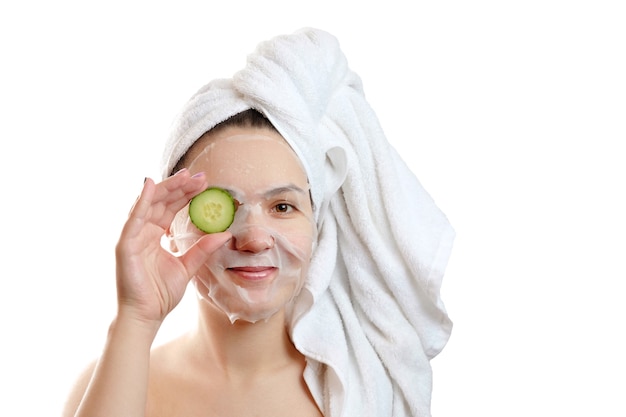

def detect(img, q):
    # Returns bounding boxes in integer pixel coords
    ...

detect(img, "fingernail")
[191,172,205,179]
[174,168,188,176]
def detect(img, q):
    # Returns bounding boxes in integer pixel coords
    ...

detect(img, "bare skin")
[62,127,322,417]
[145,303,320,417]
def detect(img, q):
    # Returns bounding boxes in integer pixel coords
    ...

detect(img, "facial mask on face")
[168,132,316,323]
[170,200,315,323]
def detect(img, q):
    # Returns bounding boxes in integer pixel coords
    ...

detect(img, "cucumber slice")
[188,187,236,233]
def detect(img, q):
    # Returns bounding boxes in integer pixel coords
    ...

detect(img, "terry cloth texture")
[161,27,455,417]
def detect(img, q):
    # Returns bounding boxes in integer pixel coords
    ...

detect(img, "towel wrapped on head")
[161,27,455,417]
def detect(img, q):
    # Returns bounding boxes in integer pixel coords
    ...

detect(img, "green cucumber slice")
[188,187,236,233]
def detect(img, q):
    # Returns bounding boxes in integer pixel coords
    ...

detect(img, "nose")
[227,202,276,253]
[230,226,275,253]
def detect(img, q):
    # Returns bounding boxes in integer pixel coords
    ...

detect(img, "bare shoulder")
[59,337,187,417]
[145,334,197,417]
[60,359,98,417]
[148,333,190,378]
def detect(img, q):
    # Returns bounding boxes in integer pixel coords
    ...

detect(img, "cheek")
[277,224,316,266]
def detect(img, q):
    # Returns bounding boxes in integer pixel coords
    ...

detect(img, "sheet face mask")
[169,133,316,323]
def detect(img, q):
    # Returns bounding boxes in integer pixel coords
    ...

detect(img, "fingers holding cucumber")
[114,172,224,322]
[122,170,208,250]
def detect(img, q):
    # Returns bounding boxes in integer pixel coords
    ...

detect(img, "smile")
[227,266,278,282]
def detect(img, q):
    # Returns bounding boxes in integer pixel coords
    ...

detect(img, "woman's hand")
[114,169,231,325]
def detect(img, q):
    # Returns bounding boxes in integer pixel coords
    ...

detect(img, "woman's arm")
[62,170,231,417]
[64,314,159,417]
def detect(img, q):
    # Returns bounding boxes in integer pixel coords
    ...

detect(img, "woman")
[63,109,322,416]
[63,28,454,417]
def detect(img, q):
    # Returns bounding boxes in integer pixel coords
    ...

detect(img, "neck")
[188,298,301,378]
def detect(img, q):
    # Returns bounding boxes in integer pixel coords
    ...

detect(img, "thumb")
[180,231,232,276]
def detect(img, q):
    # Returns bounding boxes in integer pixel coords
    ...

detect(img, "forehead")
[184,126,290,162]
[185,126,308,185]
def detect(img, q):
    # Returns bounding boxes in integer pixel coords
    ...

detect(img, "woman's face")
[171,126,315,323]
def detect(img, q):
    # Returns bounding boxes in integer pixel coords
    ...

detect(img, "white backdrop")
[1,1,624,416]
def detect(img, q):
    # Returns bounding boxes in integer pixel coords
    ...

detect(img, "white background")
[1,1,624,416]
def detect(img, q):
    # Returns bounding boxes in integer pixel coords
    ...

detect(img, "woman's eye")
[274,203,293,213]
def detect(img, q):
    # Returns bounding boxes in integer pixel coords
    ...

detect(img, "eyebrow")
[261,184,309,199]
[220,184,309,202]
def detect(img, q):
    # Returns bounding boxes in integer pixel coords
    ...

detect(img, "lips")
[227,266,277,281]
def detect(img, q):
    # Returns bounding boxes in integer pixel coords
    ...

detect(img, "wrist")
[110,309,162,344]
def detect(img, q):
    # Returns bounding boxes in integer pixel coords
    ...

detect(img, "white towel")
[161,28,455,417]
